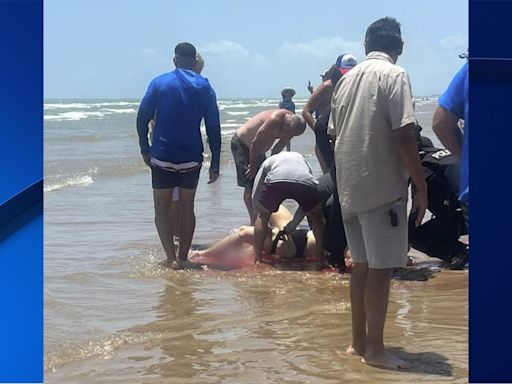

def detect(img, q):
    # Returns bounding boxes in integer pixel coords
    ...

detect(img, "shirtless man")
[231,109,306,224]
[303,54,357,173]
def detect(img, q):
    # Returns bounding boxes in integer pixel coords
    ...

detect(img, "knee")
[179,199,195,214]
[238,226,251,240]
[154,199,171,217]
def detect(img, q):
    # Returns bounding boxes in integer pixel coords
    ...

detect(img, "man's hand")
[142,154,151,168]
[245,165,257,181]
[410,186,428,227]
[208,169,219,184]
[307,80,314,94]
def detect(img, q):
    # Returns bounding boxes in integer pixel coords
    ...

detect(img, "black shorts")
[259,182,321,213]
[314,116,334,168]
[231,133,266,188]
[151,165,201,189]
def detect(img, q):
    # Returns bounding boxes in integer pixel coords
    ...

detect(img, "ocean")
[44,98,468,383]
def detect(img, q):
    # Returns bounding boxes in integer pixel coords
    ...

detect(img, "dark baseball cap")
[174,42,197,59]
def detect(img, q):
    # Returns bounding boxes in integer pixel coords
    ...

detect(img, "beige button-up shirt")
[328,51,416,213]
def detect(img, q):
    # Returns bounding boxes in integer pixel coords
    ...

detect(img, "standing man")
[137,42,221,270]
[433,58,469,226]
[231,109,306,224]
[329,17,427,369]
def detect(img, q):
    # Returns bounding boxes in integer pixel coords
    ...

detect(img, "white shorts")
[342,198,408,269]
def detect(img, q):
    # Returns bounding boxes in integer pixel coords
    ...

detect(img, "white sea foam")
[221,129,237,136]
[45,175,93,192]
[226,111,249,116]
[101,108,137,114]
[221,123,240,127]
[44,111,106,121]
[45,168,97,192]
[44,107,136,121]
[44,101,139,110]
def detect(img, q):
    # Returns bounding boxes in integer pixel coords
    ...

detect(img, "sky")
[44,0,468,99]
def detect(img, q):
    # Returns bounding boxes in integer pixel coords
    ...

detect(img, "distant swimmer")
[136,42,221,270]
[279,87,296,114]
[231,109,306,224]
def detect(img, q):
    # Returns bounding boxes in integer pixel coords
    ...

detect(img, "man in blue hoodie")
[137,42,221,269]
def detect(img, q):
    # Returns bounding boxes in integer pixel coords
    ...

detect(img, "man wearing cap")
[302,54,357,173]
[329,18,427,369]
[136,42,221,269]
[231,109,306,224]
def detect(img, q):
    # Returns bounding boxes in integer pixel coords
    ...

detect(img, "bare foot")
[346,344,365,356]
[362,349,409,370]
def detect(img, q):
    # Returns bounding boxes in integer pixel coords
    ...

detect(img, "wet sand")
[44,98,467,383]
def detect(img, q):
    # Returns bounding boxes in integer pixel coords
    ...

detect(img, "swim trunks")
[231,133,266,188]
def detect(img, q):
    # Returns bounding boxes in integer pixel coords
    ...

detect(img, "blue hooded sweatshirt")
[136,68,221,171]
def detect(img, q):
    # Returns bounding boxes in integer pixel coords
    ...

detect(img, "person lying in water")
[189,204,325,264]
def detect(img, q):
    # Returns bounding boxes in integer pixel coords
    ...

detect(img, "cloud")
[278,37,363,61]
[440,34,468,52]
[199,40,270,68]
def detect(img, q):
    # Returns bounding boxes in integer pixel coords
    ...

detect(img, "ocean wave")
[44,107,137,122]
[44,103,93,110]
[226,111,249,116]
[221,129,237,136]
[44,111,107,121]
[44,101,139,110]
[45,170,96,192]
[101,108,137,114]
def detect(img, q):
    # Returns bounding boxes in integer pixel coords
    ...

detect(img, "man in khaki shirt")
[329,17,428,370]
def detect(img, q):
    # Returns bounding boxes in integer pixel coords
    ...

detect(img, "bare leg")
[244,187,255,225]
[254,208,271,263]
[153,188,177,265]
[170,201,181,242]
[178,187,198,263]
[307,204,326,263]
[197,226,249,256]
[347,262,368,356]
[362,268,407,369]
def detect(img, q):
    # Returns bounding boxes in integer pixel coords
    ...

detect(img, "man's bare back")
[236,109,291,148]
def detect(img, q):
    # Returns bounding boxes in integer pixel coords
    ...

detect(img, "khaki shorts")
[342,198,408,269]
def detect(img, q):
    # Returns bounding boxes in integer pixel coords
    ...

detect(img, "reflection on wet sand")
[134,269,466,383]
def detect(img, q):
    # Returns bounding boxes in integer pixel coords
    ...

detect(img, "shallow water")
[44,97,468,383]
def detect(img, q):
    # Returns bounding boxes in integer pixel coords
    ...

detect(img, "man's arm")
[204,86,222,183]
[433,106,463,159]
[270,138,290,155]
[283,207,306,234]
[302,82,328,130]
[434,63,466,159]
[394,123,428,227]
[136,80,157,163]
